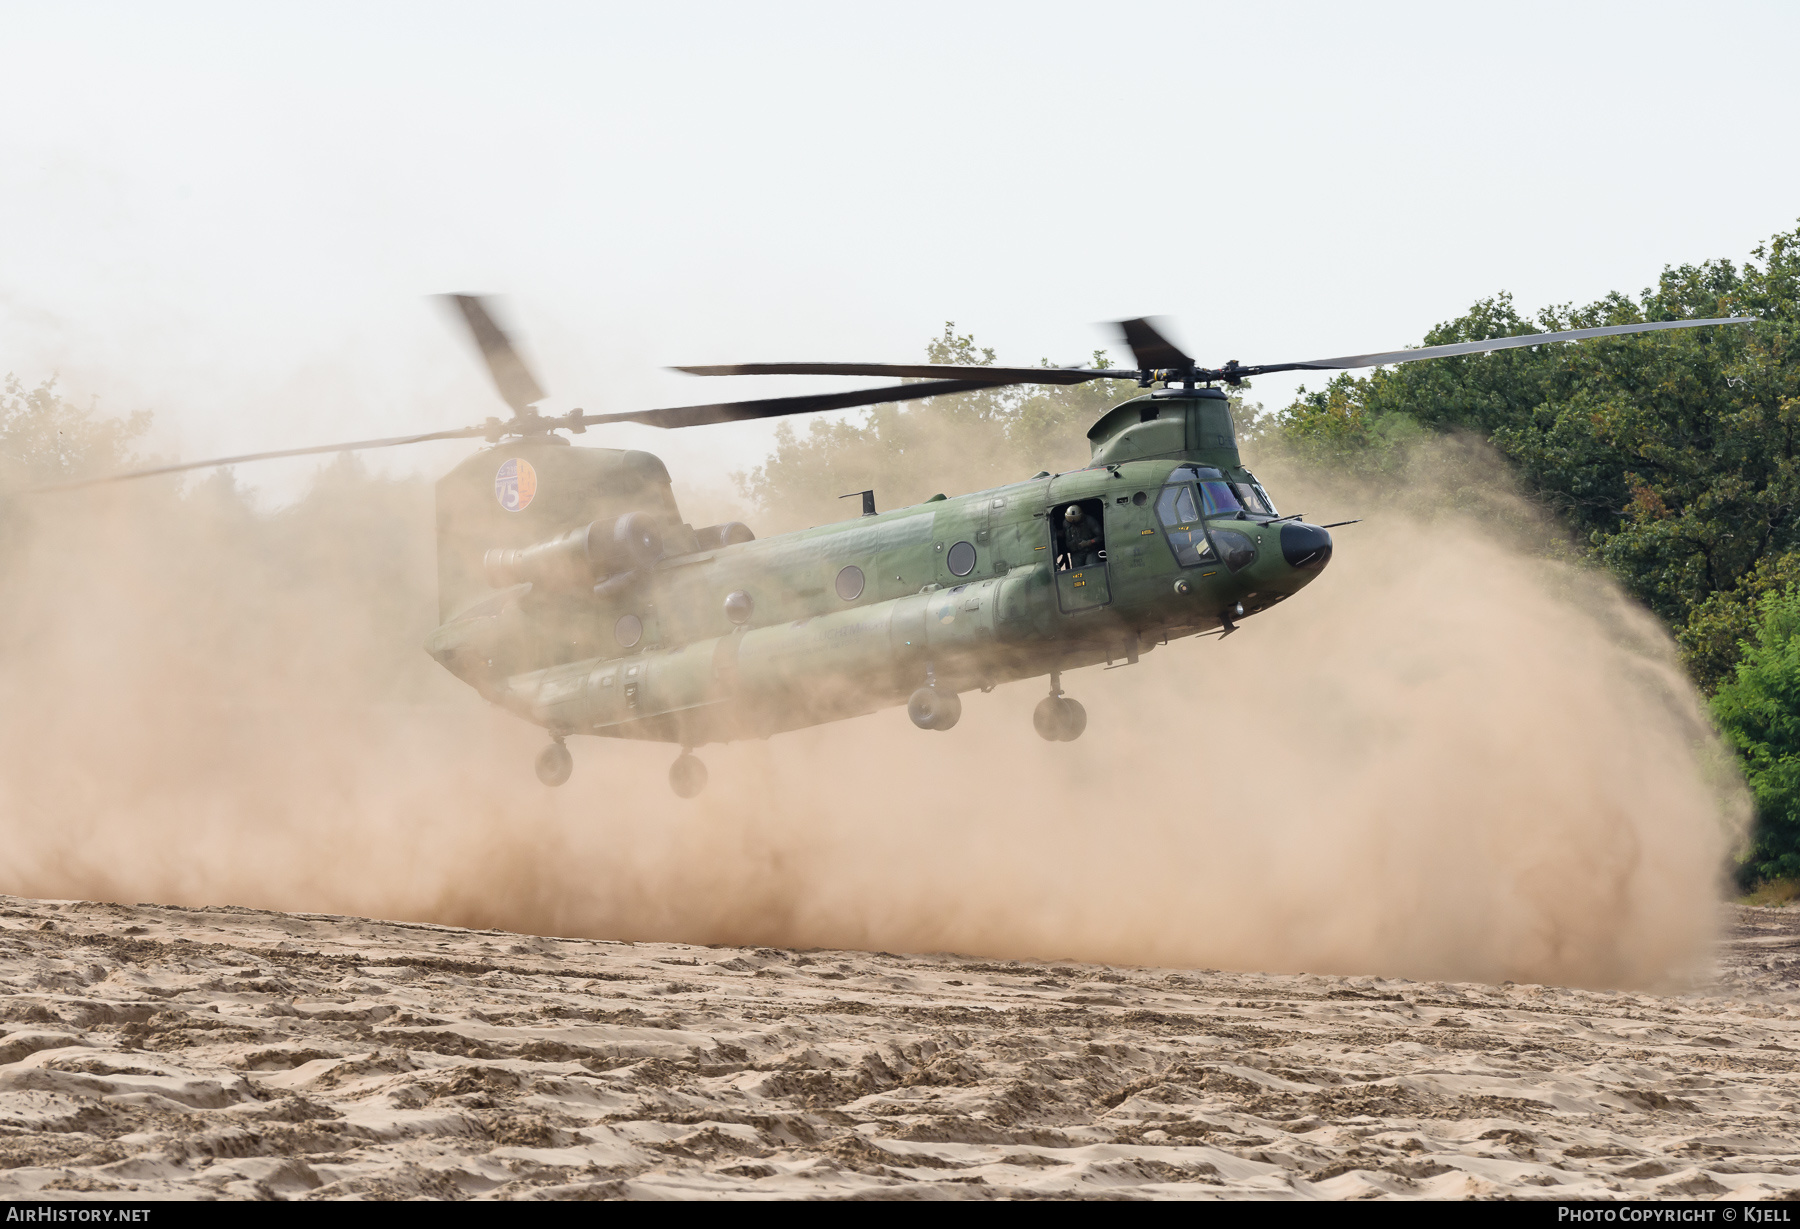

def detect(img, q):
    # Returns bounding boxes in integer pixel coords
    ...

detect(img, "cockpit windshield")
[1199,481,1242,516]
[1166,466,1278,521]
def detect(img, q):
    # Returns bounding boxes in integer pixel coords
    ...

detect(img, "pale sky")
[4,1,1797,503]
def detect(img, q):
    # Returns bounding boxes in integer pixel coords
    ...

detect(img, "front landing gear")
[907,686,962,731]
[536,738,573,787]
[1034,670,1087,742]
[670,751,708,799]
[908,661,962,732]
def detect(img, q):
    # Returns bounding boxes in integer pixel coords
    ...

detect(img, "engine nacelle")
[483,512,663,590]
[694,521,756,550]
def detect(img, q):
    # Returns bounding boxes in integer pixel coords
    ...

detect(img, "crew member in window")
[1064,504,1101,569]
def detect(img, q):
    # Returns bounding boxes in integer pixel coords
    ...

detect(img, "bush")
[1740,878,1799,907]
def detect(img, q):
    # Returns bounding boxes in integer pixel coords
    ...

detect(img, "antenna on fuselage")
[840,490,877,517]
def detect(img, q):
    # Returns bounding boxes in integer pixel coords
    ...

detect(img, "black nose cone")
[1280,521,1333,569]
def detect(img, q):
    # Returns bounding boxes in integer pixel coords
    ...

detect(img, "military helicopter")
[49,299,1758,796]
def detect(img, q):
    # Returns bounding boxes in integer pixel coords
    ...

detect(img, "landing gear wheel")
[670,753,708,799]
[935,691,962,730]
[907,687,962,731]
[1058,697,1087,742]
[535,740,573,787]
[1033,696,1086,742]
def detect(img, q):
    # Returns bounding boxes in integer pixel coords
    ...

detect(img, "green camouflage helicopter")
[59,299,1758,796]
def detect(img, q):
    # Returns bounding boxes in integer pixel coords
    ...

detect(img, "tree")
[1711,584,1800,882]
[1272,222,1800,690]
[0,375,151,488]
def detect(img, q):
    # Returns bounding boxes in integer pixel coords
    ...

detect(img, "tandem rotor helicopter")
[47,300,1758,796]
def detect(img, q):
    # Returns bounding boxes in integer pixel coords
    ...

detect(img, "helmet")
[1063,504,1084,523]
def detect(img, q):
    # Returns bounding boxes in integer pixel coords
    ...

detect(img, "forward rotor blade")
[1117,317,1194,371]
[441,294,548,415]
[578,377,1031,430]
[28,425,495,493]
[672,362,1109,384]
[1244,316,1763,377]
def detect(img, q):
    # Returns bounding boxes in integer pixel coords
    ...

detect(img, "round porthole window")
[835,565,865,601]
[724,589,754,624]
[614,614,642,648]
[946,541,977,577]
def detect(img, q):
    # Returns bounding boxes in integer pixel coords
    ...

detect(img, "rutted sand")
[0,896,1797,1200]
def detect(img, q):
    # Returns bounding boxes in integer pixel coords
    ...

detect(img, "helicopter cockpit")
[1157,465,1277,572]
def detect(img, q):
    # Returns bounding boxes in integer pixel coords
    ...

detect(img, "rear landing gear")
[1034,696,1087,741]
[1034,670,1086,742]
[536,738,573,787]
[670,751,708,799]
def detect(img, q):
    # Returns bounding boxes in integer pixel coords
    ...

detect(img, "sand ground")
[0,894,1796,1201]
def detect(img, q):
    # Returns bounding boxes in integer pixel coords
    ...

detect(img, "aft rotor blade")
[1244,316,1763,377]
[672,362,1110,384]
[441,294,549,415]
[579,377,1031,430]
[29,425,495,492]
[1117,317,1194,371]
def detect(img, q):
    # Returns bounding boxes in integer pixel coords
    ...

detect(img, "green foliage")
[1272,222,1800,691]
[735,322,1139,529]
[0,375,151,487]
[1712,585,1800,882]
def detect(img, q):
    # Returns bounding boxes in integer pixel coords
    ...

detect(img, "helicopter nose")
[1280,521,1333,569]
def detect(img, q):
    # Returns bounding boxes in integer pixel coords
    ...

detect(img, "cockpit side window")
[1231,482,1271,515]
[1157,485,1199,526]
[1156,484,1216,567]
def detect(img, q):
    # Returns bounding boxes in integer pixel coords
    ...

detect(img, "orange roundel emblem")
[495,458,537,511]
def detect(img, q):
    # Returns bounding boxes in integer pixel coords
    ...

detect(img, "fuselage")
[424,388,1333,747]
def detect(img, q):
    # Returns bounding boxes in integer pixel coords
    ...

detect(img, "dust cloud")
[0,441,1747,990]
